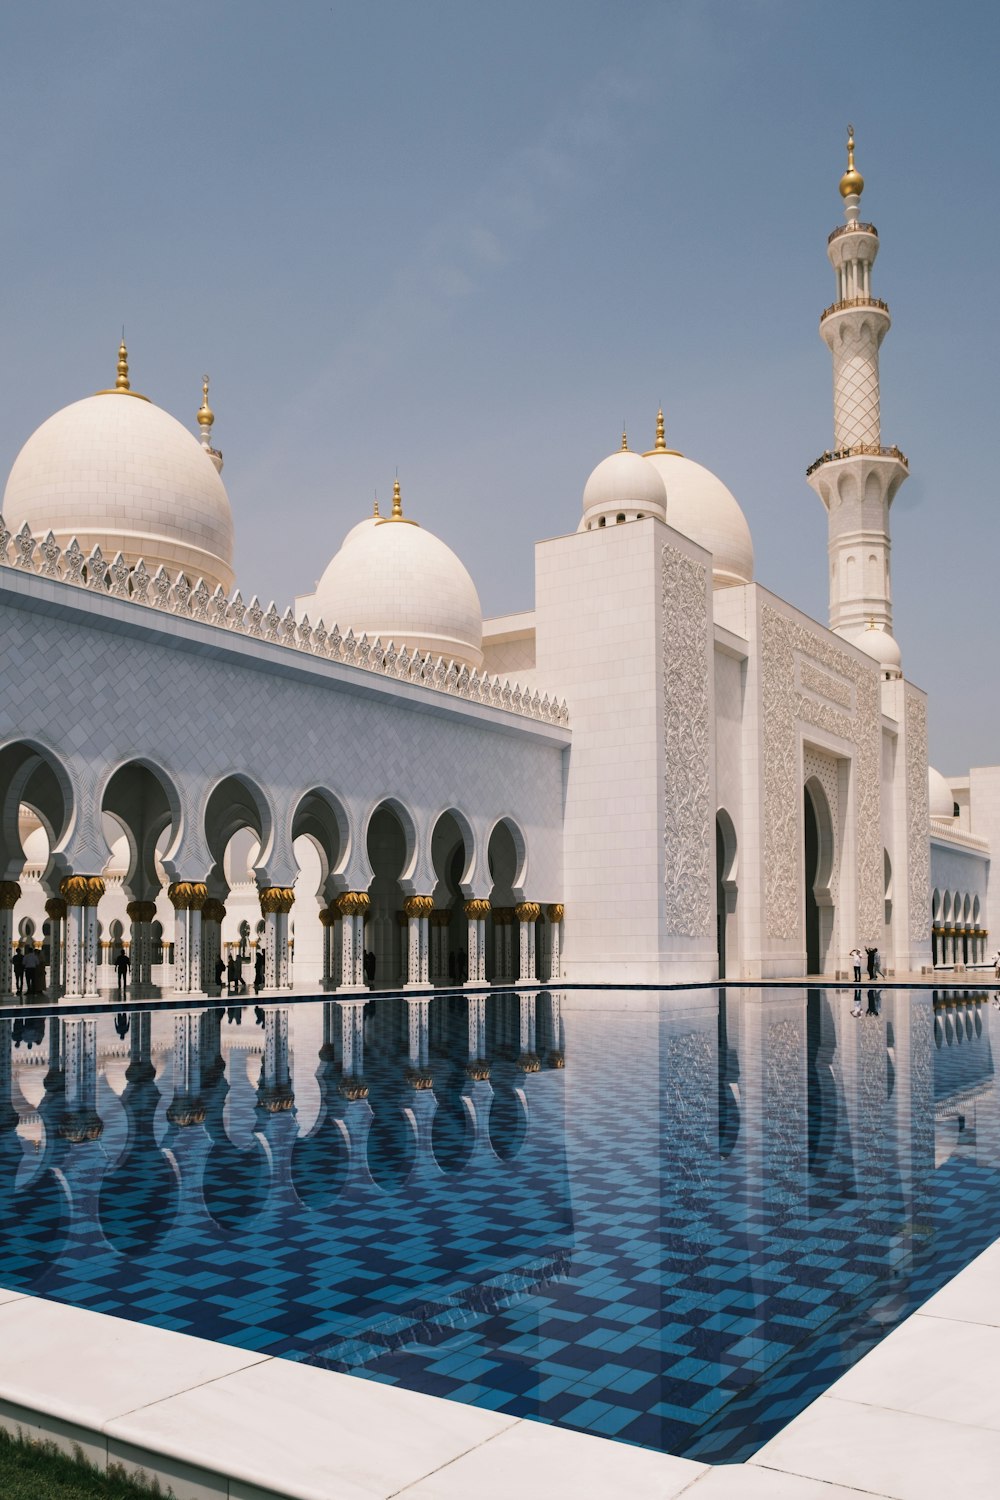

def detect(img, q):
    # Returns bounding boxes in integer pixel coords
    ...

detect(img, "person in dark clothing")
[865,947,877,979]
[12,949,24,997]
[114,947,130,998]
[363,949,376,986]
[254,948,265,994]
[214,955,226,991]
[227,954,237,994]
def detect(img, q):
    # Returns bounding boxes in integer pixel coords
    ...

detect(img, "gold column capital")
[335,891,371,918]
[0,881,23,911]
[45,896,67,921]
[201,898,227,923]
[259,885,296,915]
[546,903,564,923]
[126,899,158,923]
[515,901,541,923]
[403,895,435,919]
[464,898,491,919]
[167,880,196,911]
[491,906,514,926]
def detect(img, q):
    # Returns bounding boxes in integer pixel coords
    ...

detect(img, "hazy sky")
[0,1,996,770]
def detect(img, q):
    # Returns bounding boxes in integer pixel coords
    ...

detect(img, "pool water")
[0,985,997,1462]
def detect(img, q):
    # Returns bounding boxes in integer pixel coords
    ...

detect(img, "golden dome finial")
[197,374,214,431]
[115,336,130,392]
[654,407,666,452]
[621,426,629,452]
[839,122,864,199]
[373,493,380,518]
[391,476,403,519]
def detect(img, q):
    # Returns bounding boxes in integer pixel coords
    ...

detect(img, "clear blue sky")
[1,1,996,770]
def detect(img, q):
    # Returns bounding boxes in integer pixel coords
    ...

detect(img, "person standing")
[254,947,265,994]
[865,947,876,980]
[22,944,39,996]
[214,954,226,992]
[850,946,863,982]
[114,947,130,998]
[11,948,24,998]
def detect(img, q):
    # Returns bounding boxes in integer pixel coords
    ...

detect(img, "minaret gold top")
[839,123,865,199]
[95,335,149,400]
[376,476,418,526]
[621,428,629,452]
[642,406,683,459]
[116,339,131,390]
[197,374,214,430]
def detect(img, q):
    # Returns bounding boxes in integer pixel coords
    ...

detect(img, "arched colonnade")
[930,888,987,969]
[0,740,565,1000]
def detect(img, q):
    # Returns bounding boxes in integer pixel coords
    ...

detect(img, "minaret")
[197,374,224,473]
[807,127,908,675]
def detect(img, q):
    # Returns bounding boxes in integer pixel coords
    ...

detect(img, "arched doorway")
[803,778,834,975]
[715,810,738,980]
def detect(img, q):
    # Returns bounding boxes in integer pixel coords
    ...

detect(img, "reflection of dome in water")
[310,482,483,669]
[2,344,235,594]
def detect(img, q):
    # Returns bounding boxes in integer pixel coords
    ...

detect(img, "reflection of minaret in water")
[807,127,908,678]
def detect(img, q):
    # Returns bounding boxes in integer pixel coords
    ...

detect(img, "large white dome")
[579,437,667,530]
[644,414,753,588]
[311,483,483,669]
[2,353,235,594]
[928,766,955,820]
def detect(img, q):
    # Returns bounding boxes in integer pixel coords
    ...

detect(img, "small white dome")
[845,622,902,677]
[644,443,753,587]
[929,766,955,820]
[3,369,235,594]
[580,441,667,530]
[312,484,483,669]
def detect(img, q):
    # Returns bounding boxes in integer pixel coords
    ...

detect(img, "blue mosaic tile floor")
[0,985,997,1462]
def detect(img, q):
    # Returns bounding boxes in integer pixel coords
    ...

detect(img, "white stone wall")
[533,518,717,983]
[0,570,566,958]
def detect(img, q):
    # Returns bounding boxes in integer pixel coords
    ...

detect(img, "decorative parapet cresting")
[0,519,569,728]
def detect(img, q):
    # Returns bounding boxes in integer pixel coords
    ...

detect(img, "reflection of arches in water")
[717,990,740,1158]
[488,1080,527,1160]
[291,1111,350,1209]
[366,1096,417,1188]
[0,1170,71,1288]
[98,1077,178,1257]
[806,989,839,1178]
[430,1068,475,1172]
[201,1131,268,1234]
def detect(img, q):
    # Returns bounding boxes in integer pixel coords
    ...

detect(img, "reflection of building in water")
[4,131,1000,996]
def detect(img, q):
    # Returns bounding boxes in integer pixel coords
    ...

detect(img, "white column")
[516,903,540,983]
[320,909,335,989]
[335,894,369,991]
[403,898,433,988]
[81,902,101,999]
[169,883,191,993]
[546,904,564,980]
[189,899,204,993]
[65,902,84,997]
[44,896,65,996]
[0,885,19,998]
[464,900,489,985]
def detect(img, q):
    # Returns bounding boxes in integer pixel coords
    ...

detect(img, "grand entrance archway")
[803,777,835,975]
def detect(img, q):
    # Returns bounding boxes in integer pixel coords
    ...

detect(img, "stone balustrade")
[0,518,569,728]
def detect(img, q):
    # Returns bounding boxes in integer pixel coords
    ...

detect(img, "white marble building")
[0,132,991,999]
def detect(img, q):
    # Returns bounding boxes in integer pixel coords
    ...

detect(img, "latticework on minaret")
[806,128,908,673]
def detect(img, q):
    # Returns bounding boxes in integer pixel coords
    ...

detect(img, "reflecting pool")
[0,985,997,1461]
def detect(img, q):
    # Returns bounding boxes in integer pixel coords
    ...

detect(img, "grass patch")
[0,1425,170,1498]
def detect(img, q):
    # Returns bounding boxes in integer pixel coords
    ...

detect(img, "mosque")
[0,131,995,1001]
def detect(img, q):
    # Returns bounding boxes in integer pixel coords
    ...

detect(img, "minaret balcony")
[806,443,908,478]
[828,220,878,244]
[820,295,889,324]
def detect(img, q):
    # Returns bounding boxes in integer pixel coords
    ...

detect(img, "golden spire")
[375,474,418,526]
[621,427,629,452]
[115,338,130,391]
[373,494,380,517]
[94,333,149,400]
[642,405,683,459]
[197,374,214,431]
[839,123,864,199]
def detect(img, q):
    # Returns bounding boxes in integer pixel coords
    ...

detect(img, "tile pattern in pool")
[0,985,997,1463]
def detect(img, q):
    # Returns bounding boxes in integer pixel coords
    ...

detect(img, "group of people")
[10,943,45,996]
[849,945,886,983]
[219,950,266,994]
